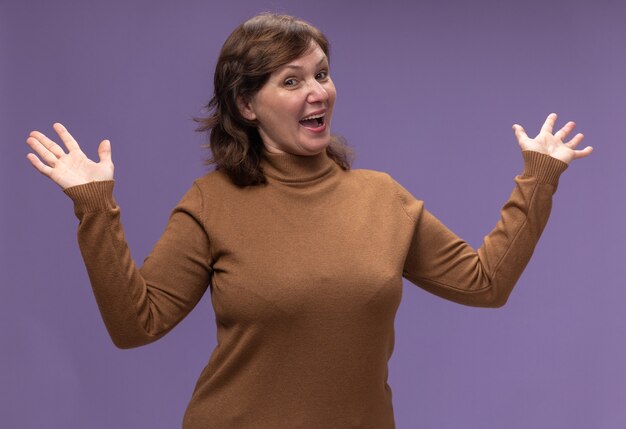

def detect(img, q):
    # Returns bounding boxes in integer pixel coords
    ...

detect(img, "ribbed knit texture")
[64,180,116,213]
[65,150,567,428]
[521,150,568,184]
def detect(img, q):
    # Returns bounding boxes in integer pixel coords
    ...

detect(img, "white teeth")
[301,113,325,121]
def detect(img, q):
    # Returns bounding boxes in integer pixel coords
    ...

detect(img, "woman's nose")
[306,80,329,103]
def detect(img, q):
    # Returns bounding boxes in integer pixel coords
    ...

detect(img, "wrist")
[521,151,568,186]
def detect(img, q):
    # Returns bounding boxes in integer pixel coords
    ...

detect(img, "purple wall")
[2,0,624,427]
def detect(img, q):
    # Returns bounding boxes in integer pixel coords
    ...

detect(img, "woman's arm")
[402,114,592,307]
[26,124,212,348]
[64,181,211,348]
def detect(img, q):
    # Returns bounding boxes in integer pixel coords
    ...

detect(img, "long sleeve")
[400,151,568,307]
[64,181,212,348]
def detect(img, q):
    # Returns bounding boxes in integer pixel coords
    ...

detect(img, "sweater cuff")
[521,151,568,186]
[63,180,117,215]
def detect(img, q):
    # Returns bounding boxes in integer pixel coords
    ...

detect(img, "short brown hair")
[195,13,352,186]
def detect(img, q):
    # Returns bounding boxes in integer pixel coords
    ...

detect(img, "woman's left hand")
[513,113,593,165]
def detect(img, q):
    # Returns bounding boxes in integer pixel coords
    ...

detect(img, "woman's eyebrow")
[282,57,328,71]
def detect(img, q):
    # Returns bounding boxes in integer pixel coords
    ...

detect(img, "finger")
[540,113,558,134]
[28,130,65,157]
[98,139,112,164]
[26,136,58,166]
[565,133,585,148]
[554,121,576,141]
[512,124,529,142]
[26,153,54,176]
[53,122,81,152]
[572,146,593,160]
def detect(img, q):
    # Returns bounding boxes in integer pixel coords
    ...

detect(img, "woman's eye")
[316,71,328,80]
[284,78,297,87]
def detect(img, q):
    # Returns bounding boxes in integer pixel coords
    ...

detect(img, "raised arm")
[402,114,591,307]
[26,124,212,348]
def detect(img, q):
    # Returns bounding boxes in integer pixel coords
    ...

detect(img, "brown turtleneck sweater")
[64,150,567,428]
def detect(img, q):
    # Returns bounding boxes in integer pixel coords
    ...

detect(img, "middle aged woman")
[25,13,592,429]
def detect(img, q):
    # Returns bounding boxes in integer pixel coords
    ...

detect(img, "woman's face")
[240,43,336,156]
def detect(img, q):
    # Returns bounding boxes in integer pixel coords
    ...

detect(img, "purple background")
[2,0,624,427]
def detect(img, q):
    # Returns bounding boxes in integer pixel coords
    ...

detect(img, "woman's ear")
[237,96,256,121]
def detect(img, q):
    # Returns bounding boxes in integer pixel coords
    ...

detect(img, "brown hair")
[195,13,353,186]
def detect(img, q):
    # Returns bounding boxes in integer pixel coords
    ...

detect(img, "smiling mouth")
[299,113,325,129]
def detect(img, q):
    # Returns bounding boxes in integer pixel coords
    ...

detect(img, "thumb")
[512,124,528,144]
[98,139,112,163]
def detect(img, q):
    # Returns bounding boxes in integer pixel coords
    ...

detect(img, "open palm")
[513,113,592,165]
[26,123,114,189]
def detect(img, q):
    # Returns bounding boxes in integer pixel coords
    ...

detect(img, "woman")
[25,13,592,429]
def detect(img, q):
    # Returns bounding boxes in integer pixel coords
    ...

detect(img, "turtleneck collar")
[260,149,337,184]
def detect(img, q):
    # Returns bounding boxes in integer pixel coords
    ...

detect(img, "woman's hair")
[195,13,353,186]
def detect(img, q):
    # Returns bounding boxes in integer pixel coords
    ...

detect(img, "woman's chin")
[263,138,330,156]
[298,139,330,156]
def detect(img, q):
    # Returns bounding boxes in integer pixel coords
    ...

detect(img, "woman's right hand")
[26,123,114,189]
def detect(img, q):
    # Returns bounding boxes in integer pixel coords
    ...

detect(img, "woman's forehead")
[278,44,328,72]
